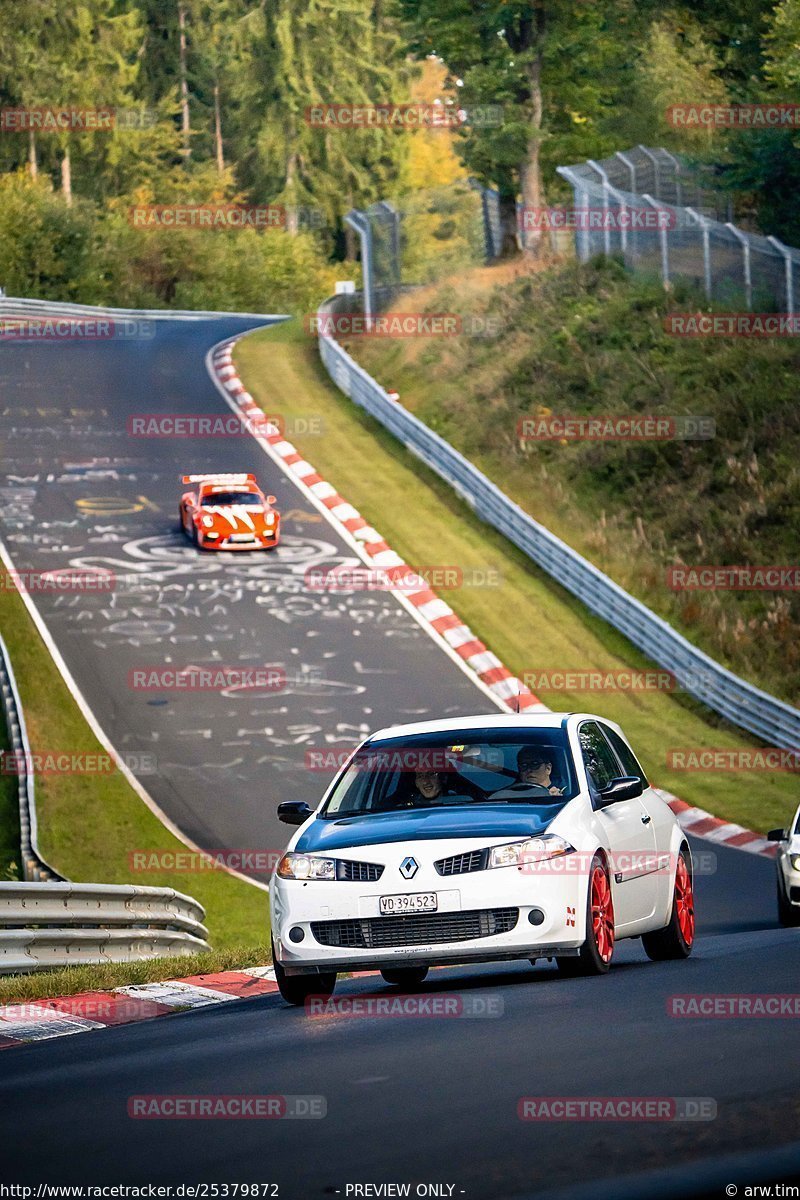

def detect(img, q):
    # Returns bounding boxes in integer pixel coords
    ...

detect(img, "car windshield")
[201,491,261,507]
[321,727,578,818]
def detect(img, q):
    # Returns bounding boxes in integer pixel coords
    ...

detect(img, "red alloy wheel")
[674,855,695,947]
[590,864,615,964]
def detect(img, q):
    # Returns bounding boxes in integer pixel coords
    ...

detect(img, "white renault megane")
[269,713,695,1005]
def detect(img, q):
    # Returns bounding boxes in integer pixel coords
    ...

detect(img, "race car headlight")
[205,532,219,539]
[202,516,215,528]
[277,853,336,881]
[488,835,574,869]
[790,854,800,872]
[265,513,276,526]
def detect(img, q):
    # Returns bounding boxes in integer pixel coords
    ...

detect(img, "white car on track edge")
[769,804,800,926]
[269,712,695,1005]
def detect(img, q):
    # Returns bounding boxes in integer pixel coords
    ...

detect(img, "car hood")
[294,803,562,853]
[201,504,268,532]
[787,834,800,855]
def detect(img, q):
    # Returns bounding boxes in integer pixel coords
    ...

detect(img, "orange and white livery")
[179,473,280,551]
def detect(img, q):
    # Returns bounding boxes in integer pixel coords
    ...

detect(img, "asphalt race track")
[1,839,798,1196]
[0,315,490,865]
[1,312,798,1197]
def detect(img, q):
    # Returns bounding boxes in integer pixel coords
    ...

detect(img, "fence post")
[587,160,612,256]
[660,148,682,206]
[615,150,637,192]
[686,207,712,300]
[726,224,753,311]
[374,200,401,286]
[344,210,375,331]
[642,193,670,286]
[767,236,795,313]
[555,166,591,261]
[638,145,660,199]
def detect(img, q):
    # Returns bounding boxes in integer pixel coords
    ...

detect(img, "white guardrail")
[0,883,209,975]
[316,294,800,752]
[0,634,210,972]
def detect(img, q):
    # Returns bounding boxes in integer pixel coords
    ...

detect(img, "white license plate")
[229,534,256,543]
[379,892,437,915]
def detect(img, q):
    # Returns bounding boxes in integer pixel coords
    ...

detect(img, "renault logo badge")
[400,856,419,879]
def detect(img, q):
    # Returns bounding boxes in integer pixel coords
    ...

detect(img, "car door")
[578,720,658,930]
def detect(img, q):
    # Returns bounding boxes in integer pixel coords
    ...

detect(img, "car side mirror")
[767,828,787,842]
[278,801,313,826]
[266,495,277,506]
[598,776,643,805]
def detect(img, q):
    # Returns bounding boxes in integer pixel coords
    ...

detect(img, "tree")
[396,0,643,257]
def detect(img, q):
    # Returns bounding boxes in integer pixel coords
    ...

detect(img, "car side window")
[578,722,622,792]
[602,726,649,788]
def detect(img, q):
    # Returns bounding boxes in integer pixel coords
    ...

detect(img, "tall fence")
[316,292,800,754]
[557,146,799,313]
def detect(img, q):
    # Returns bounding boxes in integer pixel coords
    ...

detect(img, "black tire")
[272,944,336,1007]
[778,876,800,927]
[380,966,429,989]
[558,854,615,977]
[642,847,695,961]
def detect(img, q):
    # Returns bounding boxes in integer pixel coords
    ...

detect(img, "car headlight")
[277,853,336,881]
[202,515,215,528]
[265,513,276,526]
[488,835,574,869]
[790,854,800,872]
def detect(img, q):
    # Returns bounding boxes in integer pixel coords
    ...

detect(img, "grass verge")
[0,943,270,1004]
[235,320,799,836]
[0,580,268,950]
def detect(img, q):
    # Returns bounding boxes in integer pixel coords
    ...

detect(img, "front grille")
[336,860,384,882]
[310,907,519,949]
[435,849,488,876]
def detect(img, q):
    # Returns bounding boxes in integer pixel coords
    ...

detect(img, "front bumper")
[270,863,586,975]
[200,532,279,551]
[779,855,800,904]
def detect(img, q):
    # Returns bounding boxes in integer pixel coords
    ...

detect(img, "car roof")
[364,712,607,743]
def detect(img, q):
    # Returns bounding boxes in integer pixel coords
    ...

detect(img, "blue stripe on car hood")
[294,804,560,852]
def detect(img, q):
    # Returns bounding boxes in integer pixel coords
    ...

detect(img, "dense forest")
[0,0,798,308]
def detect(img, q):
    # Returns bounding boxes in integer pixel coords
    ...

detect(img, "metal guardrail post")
[726,224,753,310]
[555,166,591,261]
[614,151,637,192]
[767,236,795,313]
[642,194,670,286]
[344,210,375,331]
[587,160,612,257]
[638,145,661,199]
[686,208,712,300]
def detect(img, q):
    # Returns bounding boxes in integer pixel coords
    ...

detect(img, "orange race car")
[179,473,280,551]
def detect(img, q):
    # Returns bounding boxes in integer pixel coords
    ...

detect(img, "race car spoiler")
[181,473,257,485]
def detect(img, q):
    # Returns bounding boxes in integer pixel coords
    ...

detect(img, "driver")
[517,747,564,796]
